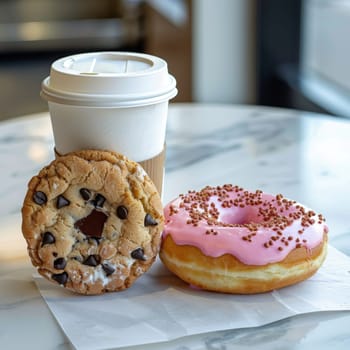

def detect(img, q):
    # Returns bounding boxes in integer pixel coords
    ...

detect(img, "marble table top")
[1,103,350,349]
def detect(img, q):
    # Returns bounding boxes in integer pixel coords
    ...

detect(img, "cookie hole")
[72,256,83,262]
[88,237,102,245]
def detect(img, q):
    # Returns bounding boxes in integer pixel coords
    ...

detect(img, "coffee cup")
[41,52,177,195]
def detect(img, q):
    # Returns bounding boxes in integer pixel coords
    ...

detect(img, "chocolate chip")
[83,255,100,267]
[131,248,147,261]
[92,194,106,208]
[52,272,68,285]
[52,252,58,257]
[41,232,55,246]
[116,205,128,220]
[54,257,67,270]
[102,263,115,276]
[57,195,70,209]
[144,213,158,226]
[80,188,91,201]
[74,209,108,238]
[33,191,47,205]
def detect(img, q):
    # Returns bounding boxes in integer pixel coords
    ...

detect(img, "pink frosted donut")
[160,185,328,294]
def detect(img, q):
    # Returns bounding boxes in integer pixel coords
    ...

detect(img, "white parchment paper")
[34,246,350,350]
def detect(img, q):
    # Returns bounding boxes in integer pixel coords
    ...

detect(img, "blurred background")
[0,0,349,121]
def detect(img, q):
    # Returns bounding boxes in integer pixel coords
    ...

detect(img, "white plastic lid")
[41,52,177,107]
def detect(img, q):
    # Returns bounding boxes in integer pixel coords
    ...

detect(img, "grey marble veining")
[0,115,54,217]
[1,104,350,350]
[165,115,299,172]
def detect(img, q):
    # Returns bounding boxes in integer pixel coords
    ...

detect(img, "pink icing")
[162,185,328,265]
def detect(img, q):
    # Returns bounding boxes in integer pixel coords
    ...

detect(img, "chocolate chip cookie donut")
[22,149,164,295]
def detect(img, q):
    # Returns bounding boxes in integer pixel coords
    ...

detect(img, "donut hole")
[219,206,263,226]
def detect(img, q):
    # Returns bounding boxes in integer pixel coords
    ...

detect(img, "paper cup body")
[48,101,168,162]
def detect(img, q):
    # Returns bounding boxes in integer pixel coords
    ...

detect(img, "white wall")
[192,0,256,104]
[300,0,350,117]
[302,0,350,92]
